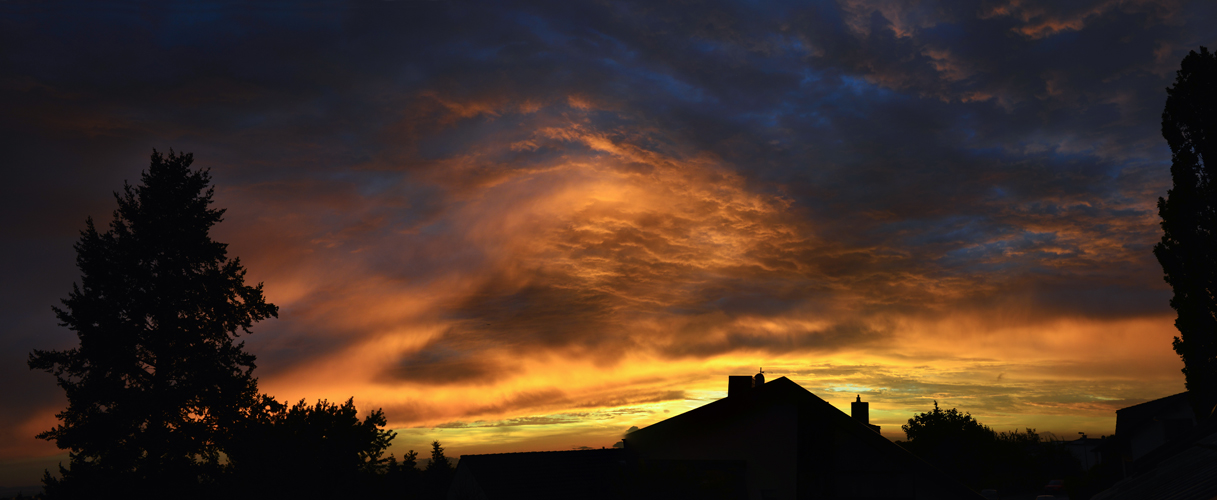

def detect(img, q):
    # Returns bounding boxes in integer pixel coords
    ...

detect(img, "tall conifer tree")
[1156,47,1217,421]
[29,150,278,498]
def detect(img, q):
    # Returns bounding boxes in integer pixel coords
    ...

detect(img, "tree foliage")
[423,440,455,499]
[223,397,397,499]
[383,449,423,498]
[900,402,1079,492]
[28,150,277,498]
[1156,46,1217,421]
[901,400,994,446]
[426,440,452,474]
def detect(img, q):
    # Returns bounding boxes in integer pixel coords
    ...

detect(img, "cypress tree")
[1155,47,1217,421]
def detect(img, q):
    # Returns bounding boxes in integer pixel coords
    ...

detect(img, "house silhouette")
[1095,391,1196,465]
[1087,391,1217,499]
[1092,407,1217,499]
[450,375,983,500]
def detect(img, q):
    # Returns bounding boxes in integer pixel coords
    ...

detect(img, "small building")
[1091,414,1217,499]
[450,373,982,500]
[1095,392,1197,466]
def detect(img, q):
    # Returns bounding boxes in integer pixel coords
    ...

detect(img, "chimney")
[852,395,869,424]
[728,376,753,397]
[852,395,881,433]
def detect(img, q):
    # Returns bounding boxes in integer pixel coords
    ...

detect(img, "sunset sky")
[3,0,1217,487]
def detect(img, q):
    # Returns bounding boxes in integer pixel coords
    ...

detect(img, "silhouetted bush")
[898,402,1081,493]
[221,396,397,499]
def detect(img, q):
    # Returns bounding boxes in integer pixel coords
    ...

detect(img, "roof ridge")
[1116,391,1188,413]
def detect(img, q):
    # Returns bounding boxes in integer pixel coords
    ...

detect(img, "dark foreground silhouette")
[20,44,1217,499]
[896,401,1082,496]
[24,150,453,500]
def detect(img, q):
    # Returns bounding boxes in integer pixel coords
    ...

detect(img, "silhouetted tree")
[900,401,997,487]
[902,401,994,447]
[383,449,423,499]
[900,403,1080,492]
[223,397,396,499]
[425,440,455,498]
[1156,46,1217,422]
[427,440,452,474]
[401,448,420,470]
[28,150,278,499]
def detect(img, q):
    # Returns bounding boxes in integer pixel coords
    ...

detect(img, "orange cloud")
[981,0,1180,40]
[197,95,1185,460]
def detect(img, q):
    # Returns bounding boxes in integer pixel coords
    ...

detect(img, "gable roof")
[627,376,983,499]
[452,377,984,500]
[628,377,891,451]
[1114,392,1190,436]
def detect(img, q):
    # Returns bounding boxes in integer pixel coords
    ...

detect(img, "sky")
[3,0,1216,487]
